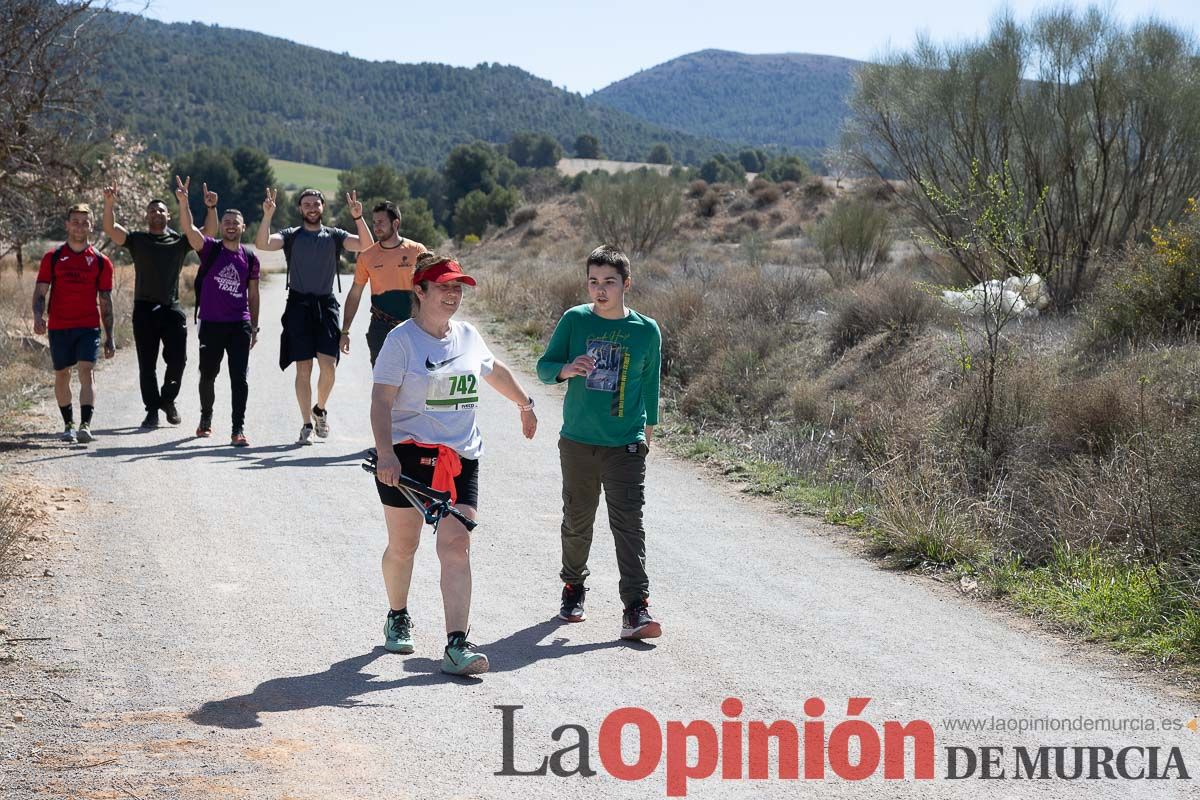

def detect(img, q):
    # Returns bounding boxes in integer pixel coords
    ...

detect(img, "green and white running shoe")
[76,422,94,444]
[442,631,489,676]
[384,610,414,654]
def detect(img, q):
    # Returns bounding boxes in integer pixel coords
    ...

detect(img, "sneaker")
[558,583,588,622]
[161,400,181,425]
[195,415,212,438]
[298,423,314,445]
[76,423,94,444]
[312,405,329,438]
[442,631,489,676]
[230,430,249,447]
[383,610,415,654]
[61,425,77,444]
[620,599,662,640]
[140,410,160,428]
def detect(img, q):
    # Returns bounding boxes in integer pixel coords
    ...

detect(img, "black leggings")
[198,321,252,429]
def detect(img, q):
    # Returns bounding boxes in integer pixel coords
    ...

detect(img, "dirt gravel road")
[1,262,1197,799]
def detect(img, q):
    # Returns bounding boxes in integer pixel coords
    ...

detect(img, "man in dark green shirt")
[537,244,663,641]
[103,185,217,427]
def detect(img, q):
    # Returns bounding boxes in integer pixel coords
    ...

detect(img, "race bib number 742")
[426,373,479,411]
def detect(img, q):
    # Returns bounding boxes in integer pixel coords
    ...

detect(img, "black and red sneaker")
[620,599,662,640]
[558,583,588,622]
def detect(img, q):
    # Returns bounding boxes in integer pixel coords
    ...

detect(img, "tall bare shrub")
[581,170,682,256]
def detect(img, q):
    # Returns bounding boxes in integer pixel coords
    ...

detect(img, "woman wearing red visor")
[369,253,537,676]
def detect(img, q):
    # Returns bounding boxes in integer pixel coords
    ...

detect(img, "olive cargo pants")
[558,436,650,606]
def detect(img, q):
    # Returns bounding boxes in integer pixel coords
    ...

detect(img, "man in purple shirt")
[176,176,260,447]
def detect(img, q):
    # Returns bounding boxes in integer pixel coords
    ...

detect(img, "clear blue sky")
[131,0,1200,94]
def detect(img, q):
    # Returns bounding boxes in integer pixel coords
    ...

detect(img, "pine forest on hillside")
[94,14,735,169]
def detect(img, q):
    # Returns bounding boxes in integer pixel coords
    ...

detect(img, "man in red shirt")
[32,203,116,445]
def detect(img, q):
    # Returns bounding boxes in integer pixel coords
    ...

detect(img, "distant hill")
[587,49,861,154]
[94,14,735,169]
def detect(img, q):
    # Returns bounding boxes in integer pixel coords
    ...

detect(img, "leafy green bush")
[762,155,810,183]
[699,154,745,185]
[453,186,519,237]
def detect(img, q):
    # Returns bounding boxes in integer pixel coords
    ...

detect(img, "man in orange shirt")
[340,201,428,365]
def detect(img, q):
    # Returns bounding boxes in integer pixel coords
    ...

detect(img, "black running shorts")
[375,442,479,511]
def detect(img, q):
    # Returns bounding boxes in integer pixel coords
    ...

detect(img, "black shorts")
[375,442,479,510]
[48,327,100,371]
[280,293,340,366]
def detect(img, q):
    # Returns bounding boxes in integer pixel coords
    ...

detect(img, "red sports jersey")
[36,245,114,330]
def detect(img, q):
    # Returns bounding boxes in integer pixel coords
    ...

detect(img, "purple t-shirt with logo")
[198,237,260,322]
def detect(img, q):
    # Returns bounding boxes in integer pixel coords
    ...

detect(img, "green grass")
[269,158,341,197]
[996,545,1200,666]
[660,427,867,527]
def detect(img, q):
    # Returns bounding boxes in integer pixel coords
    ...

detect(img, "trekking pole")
[361,448,477,533]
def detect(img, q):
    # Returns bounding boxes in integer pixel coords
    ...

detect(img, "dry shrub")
[1078,203,1200,352]
[1046,372,1139,456]
[0,487,33,566]
[749,177,783,207]
[789,380,858,429]
[679,326,785,420]
[778,180,799,195]
[581,170,683,256]
[686,179,709,199]
[811,194,893,283]
[511,206,538,226]
[728,196,753,214]
[724,268,825,325]
[803,176,833,203]
[696,189,721,218]
[870,454,989,567]
[477,257,582,337]
[639,284,705,381]
[827,272,942,353]
[743,212,764,231]
[857,178,896,203]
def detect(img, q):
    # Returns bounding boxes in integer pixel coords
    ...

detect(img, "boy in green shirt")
[536,245,663,640]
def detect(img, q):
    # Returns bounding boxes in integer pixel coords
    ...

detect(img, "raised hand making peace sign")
[263,187,277,218]
[202,182,219,210]
[174,175,191,201]
[346,190,363,220]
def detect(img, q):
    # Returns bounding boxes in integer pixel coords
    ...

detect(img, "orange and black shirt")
[353,238,428,322]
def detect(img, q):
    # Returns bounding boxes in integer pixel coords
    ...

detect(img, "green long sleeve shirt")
[536,304,662,447]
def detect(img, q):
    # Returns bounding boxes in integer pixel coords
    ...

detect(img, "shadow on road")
[399,619,650,678]
[189,622,651,729]
[13,434,364,471]
[187,647,450,730]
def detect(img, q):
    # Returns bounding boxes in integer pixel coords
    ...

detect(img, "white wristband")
[518,397,536,412]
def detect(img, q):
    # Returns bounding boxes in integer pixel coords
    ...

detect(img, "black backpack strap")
[281,228,295,290]
[333,228,344,293]
[46,244,68,316]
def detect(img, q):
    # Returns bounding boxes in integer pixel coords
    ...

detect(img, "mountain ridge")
[587,48,861,154]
